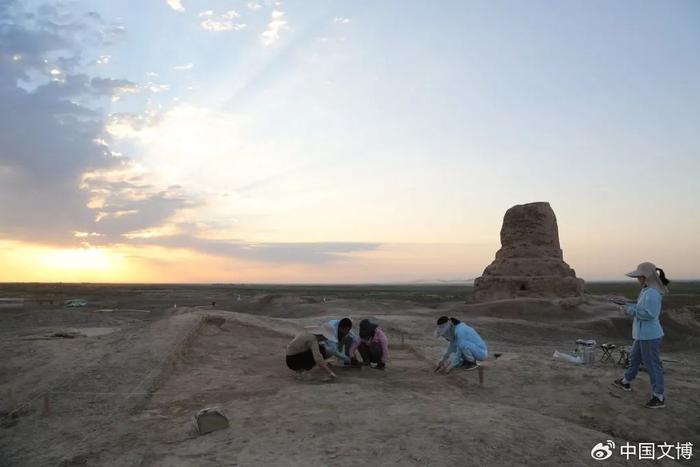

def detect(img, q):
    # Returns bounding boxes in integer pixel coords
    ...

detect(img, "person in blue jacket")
[612,262,670,409]
[433,316,487,373]
[320,318,360,366]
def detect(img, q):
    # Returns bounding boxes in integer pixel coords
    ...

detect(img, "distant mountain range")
[408,279,475,285]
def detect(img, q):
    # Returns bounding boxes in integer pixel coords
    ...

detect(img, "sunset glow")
[1,0,698,283]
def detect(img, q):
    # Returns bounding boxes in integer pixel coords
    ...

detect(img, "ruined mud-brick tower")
[473,202,584,301]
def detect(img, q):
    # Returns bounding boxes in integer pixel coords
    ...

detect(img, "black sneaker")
[644,396,665,409]
[612,378,631,391]
[463,361,479,371]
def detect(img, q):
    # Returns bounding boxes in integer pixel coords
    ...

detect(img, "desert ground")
[1,283,699,466]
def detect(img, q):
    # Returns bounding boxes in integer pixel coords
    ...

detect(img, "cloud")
[0,1,375,268]
[145,82,170,93]
[199,10,246,32]
[96,54,110,65]
[90,77,139,98]
[99,103,369,265]
[166,0,185,12]
[247,2,262,10]
[131,234,381,264]
[261,10,288,46]
[91,77,169,101]
[105,109,163,139]
[0,2,189,247]
[173,62,193,71]
[333,17,350,24]
[82,173,198,240]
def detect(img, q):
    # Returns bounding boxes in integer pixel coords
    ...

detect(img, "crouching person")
[322,318,360,366]
[433,316,487,373]
[286,323,338,380]
[350,319,389,369]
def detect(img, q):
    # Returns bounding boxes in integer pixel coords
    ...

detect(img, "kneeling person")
[351,319,389,369]
[286,323,337,379]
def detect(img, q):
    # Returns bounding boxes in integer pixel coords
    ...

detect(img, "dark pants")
[286,346,329,372]
[358,341,383,364]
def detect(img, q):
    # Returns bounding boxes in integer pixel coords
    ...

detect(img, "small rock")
[194,407,229,435]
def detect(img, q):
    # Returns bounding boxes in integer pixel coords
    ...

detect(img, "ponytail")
[656,268,670,286]
[449,317,461,325]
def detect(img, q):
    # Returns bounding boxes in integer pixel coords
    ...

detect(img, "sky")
[0,0,699,283]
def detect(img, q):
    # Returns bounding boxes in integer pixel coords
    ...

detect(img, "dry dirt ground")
[1,286,699,466]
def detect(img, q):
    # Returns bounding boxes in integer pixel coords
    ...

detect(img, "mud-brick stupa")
[474,202,584,301]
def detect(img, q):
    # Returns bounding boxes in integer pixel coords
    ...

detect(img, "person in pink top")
[351,319,389,369]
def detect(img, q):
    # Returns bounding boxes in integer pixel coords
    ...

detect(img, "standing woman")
[612,262,670,408]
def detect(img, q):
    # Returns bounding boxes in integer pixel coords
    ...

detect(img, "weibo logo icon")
[591,440,616,460]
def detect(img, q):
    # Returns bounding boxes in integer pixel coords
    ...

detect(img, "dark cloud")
[90,77,139,95]
[0,1,183,247]
[91,184,199,240]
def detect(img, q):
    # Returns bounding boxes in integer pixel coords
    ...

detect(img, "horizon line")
[1,279,699,286]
